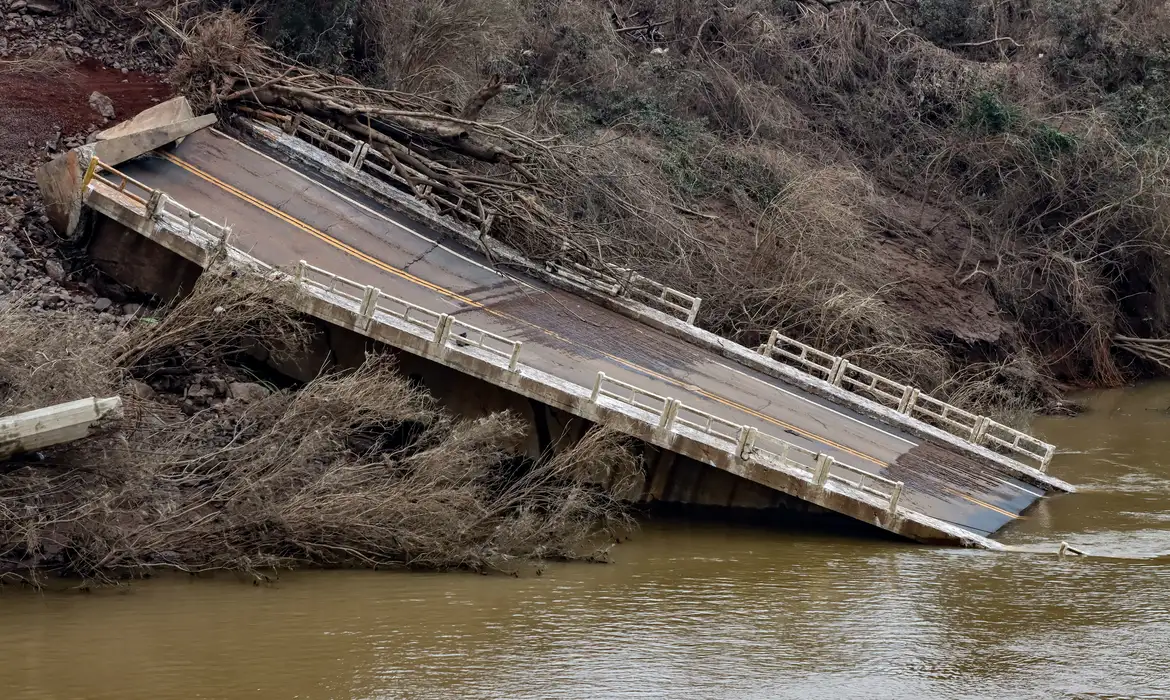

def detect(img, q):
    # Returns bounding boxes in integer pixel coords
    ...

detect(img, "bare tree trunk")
[460,74,506,121]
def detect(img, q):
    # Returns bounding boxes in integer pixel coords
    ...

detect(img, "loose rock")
[229,382,271,403]
[88,91,115,120]
[44,259,65,282]
[126,379,156,401]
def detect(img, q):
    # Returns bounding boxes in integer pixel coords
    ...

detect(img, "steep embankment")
[216,0,1170,420]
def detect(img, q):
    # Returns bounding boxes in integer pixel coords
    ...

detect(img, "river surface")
[2,385,1169,699]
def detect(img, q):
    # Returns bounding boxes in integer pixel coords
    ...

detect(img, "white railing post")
[759,329,779,357]
[686,297,701,325]
[508,342,522,372]
[590,372,606,403]
[813,453,834,487]
[359,285,379,324]
[349,142,369,169]
[145,189,167,218]
[971,416,990,444]
[294,260,307,287]
[899,387,920,415]
[433,314,454,347]
[829,358,848,386]
[735,425,758,460]
[888,481,903,516]
[657,398,679,430]
[220,224,233,246]
[1040,444,1055,473]
[897,385,913,413]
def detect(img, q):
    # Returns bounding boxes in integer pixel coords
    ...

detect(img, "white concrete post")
[898,386,920,414]
[813,453,834,487]
[349,142,370,169]
[888,481,904,516]
[0,396,124,459]
[145,189,167,219]
[759,330,779,357]
[433,314,454,347]
[220,224,233,246]
[590,372,606,403]
[359,285,379,323]
[971,416,990,444]
[294,260,307,287]
[508,342,522,372]
[657,398,679,430]
[829,358,848,386]
[1040,444,1055,473]
[685,297,702,325]
[735,425,758,461]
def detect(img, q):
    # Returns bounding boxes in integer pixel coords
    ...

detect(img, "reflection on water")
[2,385,1170,699]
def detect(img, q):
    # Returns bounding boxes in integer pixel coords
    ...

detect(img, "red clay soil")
[0,59,170,164]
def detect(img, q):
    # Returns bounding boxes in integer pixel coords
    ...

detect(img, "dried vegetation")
[0,269,640,586]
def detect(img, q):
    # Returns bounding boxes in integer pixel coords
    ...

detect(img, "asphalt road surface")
[118,128,1047,537]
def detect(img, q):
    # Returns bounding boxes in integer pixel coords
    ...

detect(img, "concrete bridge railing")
[757,330,1056,471]
[83,157,925,535]
[274,111,704,325]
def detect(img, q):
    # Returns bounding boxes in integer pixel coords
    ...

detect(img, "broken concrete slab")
[37,97,217,238]
[94,96,197,142]
[0,396,123,460]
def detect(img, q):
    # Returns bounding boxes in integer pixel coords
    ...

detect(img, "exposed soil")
[0,59,170,163]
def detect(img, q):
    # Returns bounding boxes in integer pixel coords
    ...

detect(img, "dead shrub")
[360,0,522,96]
[0,48,73,77]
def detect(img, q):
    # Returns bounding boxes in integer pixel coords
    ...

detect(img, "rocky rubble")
[0,2,274,410]
[1,0,166,73]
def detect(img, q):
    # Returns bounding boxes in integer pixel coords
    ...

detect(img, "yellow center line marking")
[956,492,1021,519]
[157,153,931,479]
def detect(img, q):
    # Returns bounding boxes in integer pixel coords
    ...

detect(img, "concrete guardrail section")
[79,156,1005,549]
[274,112,704,325]
[757,331,1056,471]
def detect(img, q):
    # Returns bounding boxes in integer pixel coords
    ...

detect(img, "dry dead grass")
[0,267,639,585]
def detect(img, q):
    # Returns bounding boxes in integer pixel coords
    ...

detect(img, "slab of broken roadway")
[99,125,1058,539]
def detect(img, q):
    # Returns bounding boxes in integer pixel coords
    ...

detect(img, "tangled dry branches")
[152,9,657,272]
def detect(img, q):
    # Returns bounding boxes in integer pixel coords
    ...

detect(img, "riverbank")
[1,383,1167,698]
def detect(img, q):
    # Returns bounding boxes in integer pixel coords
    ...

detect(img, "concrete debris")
[88,91,115,120]
[92,296,112,312]
[0,396,123,460]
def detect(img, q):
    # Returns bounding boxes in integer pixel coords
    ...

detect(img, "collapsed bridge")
[38,98,1073,548]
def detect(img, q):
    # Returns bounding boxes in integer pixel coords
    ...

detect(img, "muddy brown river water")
[1,385,1169,699]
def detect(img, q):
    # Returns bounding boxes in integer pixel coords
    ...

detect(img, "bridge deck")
[115,128,1045,538]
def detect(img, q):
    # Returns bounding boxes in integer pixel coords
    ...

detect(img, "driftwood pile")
[150,10,614,270]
